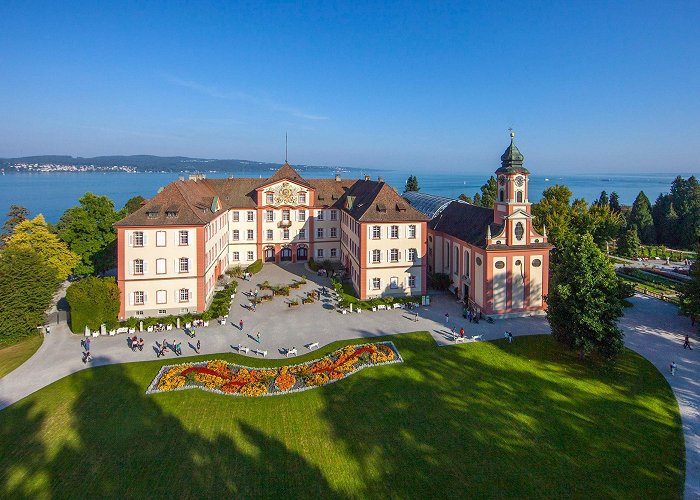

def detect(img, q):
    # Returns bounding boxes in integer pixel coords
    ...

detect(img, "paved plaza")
[0,263,699,497]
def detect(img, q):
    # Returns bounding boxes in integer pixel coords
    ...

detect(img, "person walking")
[196,339,201,353]
[138,338,144,351]
[683,334,692,350]
[177,341,182,355]
[508,331,513,343]
[85,337,91,353]
[444,313,449,324]
[414,310,418,322]
[239,319,244,331]
[459,327,464,339]
[256,332,261,344]
[45,324,50,335]
[671,361,677,376]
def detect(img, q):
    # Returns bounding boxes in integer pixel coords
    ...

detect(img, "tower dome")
[496,131,529,175]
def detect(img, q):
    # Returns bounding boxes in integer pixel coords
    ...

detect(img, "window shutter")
[143,261,148,274]
[174,290,178,302]
[128,261,134,275]
[129,292,134,305]
[143,233,148,246]
[187,258,191,272]
[144,292,148,304]
[174,259,178,273]
[128,233,133,247]
[368,251,372,263]
[174,232,178,246]
[187,230,192,245]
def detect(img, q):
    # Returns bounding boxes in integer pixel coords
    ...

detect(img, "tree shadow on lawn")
[316,333,684,498]
[0,359,336,498]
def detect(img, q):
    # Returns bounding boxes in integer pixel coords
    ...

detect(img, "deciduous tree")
[123,195,146,215]
[532,184,573,247]
[617,227,641,258]
[65,276,121,333]
[546,233,625,360]
[680,247,700,319]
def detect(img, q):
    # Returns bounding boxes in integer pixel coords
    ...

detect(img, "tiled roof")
[429,201,501,248]
[339,180,429,223]
[263,162,313,188]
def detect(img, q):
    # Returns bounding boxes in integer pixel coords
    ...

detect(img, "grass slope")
[0,333,684,498]
[0,335,43,379]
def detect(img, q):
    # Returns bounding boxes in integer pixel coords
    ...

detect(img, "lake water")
[0,169,687,223]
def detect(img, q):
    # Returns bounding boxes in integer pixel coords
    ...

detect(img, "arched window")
[499,190,504,202]
[516,191,523,203]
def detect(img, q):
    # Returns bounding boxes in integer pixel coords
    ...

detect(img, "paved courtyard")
[0,263,698,497]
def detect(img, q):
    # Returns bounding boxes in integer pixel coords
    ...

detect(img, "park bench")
[117,327,129,334]
[308,342,319,350]
[454,336,465,343]
[471,335,483,342]
[237,345,249,354]
[393,303,402,309]
[286,348,297,357]
[166,324,173,331]
[254,348,267,357]
[185,322,191,329]
[377,304,387,311]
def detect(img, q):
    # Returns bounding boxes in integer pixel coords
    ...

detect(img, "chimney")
[178,176,185,181]
[335,174,341,182]
[378,176,384,183]
[364,175,370,181]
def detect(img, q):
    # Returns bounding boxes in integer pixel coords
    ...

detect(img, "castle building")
[403,132,552,317]
[114,164,428,319]
[114,133,550,320]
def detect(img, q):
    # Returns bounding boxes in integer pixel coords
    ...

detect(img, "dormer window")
[165,211,178,218]
[146,211,158,219]
[376,203,387,212]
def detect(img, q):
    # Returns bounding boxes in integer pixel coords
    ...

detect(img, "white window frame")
[330,210,337,221]
[372,277,381,290]
[391,225,399,239]
[330,227,337,238]
[133,231,144,247]
[282,209,290,221]
[390,277,398,289]
[179,289,189,303]
[408,248,417,262]
[408,275,416,288]
[298,209,306,221]
[232,230,240,241]
[298,192,306,203]
[134,291,145,305]
[179,230,189,246]
[247,211,254,222]
[408,225,416,239]
[233,211,240,222]
[317,248,324,258]
[298,229,306,239]
[390,249,399,262]
[156,290,167,304]
[247,229,254,240]
[283,229,290,240]
[372,226,380,239]
[330,248,337,258]
[317,210,324,221]
[372,249,381,263]
[232,251,240,261]
[317,228,324,239]
[156,258,166,274]
[156,231,166,247]
[266,192,274,204]
[246,251,254,261]
[266,210,274,222]
[133,259,144,274]
[266,229,273,240]
[179,257,189,273]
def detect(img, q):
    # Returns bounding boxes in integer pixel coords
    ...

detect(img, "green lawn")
[0,335,43,379]
[0,333,684,498]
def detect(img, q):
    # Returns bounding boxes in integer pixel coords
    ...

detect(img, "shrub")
[246,259,263,274]
[227,265,245,278]
[66,276,120,333]
[308,258,321,272]
[431,273,452,291]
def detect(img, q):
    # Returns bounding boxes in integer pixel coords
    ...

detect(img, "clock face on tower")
[515,176,525,187]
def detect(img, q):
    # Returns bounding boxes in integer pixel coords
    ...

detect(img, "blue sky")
[1,1,699,173]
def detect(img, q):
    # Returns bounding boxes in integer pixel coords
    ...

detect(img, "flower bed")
[146,341,403,397]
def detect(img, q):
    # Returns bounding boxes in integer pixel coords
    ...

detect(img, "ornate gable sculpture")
[274,182,298,206]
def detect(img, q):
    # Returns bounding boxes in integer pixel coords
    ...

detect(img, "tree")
[57,193,120,275]
[1,204,30,244]
[546,233,625,360]
[472,193,482,206]
[532,184,573,247]
[617,227,641,258]
[670,176,700,249]
[404,175,420,193]
[5,215,80,281]
[570,200,623,250]
[680,248,700,319]
[65,276,121,333]
[458,194,472,203]
[0,247,59,346]
[596,191,609,207]
[652,194,678,247]
[608,192,621,213]
[123,195,146,215]
[628,191,656,244]
[477,176,497,208]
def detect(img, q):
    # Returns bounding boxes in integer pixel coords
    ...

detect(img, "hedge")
[66,277,120,333]
[246,259,263,274]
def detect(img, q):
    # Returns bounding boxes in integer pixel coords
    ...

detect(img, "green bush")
[226,265,245,278]
[431,273,452,291]
[308,258,321,272]
[246,259,263,275]
[66,276,120,333]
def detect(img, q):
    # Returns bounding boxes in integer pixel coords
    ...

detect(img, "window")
[330,227,337,238]
[532,258,542,267]
[298,229,306,239]
[330,210,337,221]
[266,210,274,222]
[232,230,239,241]
[372,277,381,290]
[317,228,324,238]
[156,258,166,274]
[133,231,144,247]
[282,209,290,221]
[408,275,416,288]
[299,192,306,203]
[247,229,254,240]
[283,229,290,240]
[179,289,189,303]
[372,226,381,239]
[515,222,524,241]
[247,211,254,222]
[408,225,416,238]
[133,259,144,274]
[298,209,306,221]
[156,231,166,247]
[499,190,504,202]
[156,290,167,304]
[317,248,324,258]
[317,210,324,220]
[233,211,240,222]
[391,225,399,238]
[516,191,523,203]
[247,251,254,261]
[266,229,273,240]
[330,248,337,258]
[232,252,240,261]
[266,193,274,204]
[390,249,399,262]
[134,291,145,305]
[179,257,189,273]
[158,309,167,315]
[372,250,381,263]
[135,311,144,316]
[408,248,417,261]
[179,230,189,246]
[390,277,398,289]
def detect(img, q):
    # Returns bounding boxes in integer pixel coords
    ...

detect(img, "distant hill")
[0,155,373,174]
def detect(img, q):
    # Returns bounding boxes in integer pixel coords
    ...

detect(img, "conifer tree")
[680,248,700,319]
[404,175,420,192]
[609,192,621,213]
[628,191,656,244]
[617,227,641,258]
